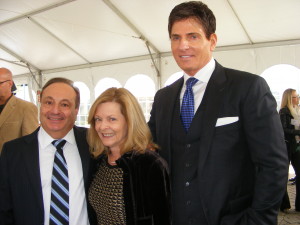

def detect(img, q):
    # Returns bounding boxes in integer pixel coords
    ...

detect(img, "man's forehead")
[43,83,76,95]
[0,72,11,80]
[0,68,12,75]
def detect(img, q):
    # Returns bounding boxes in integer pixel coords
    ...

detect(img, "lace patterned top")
[88,157,126,225]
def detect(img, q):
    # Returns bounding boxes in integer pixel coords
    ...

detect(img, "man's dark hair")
[40,77,80,109]
[168,1,216,39]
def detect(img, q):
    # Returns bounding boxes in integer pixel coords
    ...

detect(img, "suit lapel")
[0,95,16,128]
[162,77,184,166]
[73,126,90,190]
[165,77,184,131]
[23,128,44,211]
[197,62,227,176]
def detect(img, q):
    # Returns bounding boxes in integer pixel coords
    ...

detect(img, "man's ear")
[11,81,17,92]
[75,107,79,116]
[209,33,217,51]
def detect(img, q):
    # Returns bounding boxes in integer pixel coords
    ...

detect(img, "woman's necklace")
[110,161,117,165]
[108,154,119,165]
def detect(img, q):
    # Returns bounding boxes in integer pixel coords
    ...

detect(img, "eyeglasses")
[0,80,11,85]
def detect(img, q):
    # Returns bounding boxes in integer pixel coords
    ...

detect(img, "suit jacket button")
[185,181,190,187]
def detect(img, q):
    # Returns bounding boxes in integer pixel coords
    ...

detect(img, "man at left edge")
[0,77,95,225]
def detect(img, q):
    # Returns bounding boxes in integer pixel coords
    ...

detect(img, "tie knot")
[52,139,66,150]
[186,77,198,89]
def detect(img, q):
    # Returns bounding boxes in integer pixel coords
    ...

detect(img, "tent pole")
[145,41,161,90]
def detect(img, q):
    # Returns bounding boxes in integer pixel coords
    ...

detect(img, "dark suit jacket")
[148,61,288,225]
[0,126,94,225]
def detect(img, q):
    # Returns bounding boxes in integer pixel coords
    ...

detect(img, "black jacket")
[279,107,300,157]
[148,61,288,225]
[90,149,171,225]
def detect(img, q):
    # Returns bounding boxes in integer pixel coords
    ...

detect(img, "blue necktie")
[181,77,198,132]
[50,139,69,225]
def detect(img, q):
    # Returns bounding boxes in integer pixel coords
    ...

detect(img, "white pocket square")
[216,117,239,127]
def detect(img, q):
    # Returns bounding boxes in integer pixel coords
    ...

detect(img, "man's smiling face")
[40,82,78,139]
[170,18,217,76]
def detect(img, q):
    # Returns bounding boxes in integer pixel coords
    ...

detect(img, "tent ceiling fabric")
[0,0,299,76]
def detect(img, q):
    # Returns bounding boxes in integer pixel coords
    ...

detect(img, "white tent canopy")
[0,0,300,91]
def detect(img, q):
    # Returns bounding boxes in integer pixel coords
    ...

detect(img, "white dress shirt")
[180,58,216,114]
[38,127,89,225]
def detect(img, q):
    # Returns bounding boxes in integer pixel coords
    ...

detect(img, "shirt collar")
[38,126,76,149]
[183,57,215,84]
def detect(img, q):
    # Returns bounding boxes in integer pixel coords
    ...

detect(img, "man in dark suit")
[0,78,94,225]
[148,1,288,225]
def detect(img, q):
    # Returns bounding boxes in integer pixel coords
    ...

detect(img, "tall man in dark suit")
[148,1,288,225]
[0,78,94,225]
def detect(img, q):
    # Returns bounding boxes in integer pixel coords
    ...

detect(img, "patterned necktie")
[181,77,198,132]
[50,139,69,225]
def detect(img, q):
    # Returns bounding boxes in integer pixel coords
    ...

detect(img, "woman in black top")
[87,87,171,225]
[279,88,300,212]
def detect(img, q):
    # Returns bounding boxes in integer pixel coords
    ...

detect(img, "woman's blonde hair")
[87,87,155,157]
[281,88,297,118]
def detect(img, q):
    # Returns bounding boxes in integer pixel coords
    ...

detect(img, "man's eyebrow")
[43,96,54,100]
[60,99,71,102]
[42,96,72,103]
[187,32,198,35]
[171,32,199,36]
